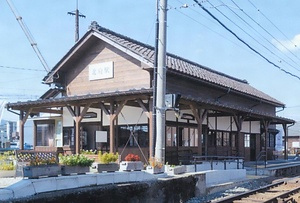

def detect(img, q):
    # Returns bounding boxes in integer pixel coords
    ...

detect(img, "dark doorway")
[250,134,256,161]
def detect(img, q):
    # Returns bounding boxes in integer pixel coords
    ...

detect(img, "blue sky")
[1,0,300,130]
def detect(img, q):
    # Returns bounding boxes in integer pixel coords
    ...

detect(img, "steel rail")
[213,181,285,203]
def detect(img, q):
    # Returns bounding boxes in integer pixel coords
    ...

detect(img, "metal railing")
[192,155,244,172]
[255,150,267,175]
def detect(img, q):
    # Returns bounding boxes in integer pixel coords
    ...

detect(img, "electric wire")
[231,0,300,68]
[168,2,251,55]
[0,65,45,72]
[206,0,289,67]
[247,0,298,49]
[218,0,300,73]
[193,0,300,80]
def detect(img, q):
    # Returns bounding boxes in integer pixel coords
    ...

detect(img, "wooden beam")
[66,105,76,118]
[137,99,150,118]
[99,102,110,116]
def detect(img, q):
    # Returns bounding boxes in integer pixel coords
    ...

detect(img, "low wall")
[1,173,206,203]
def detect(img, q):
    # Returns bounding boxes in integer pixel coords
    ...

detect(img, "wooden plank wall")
[65,41,151,96]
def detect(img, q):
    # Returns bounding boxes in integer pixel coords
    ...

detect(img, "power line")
[216,0,300,73]
[0,65,45,72]
[231,0,300,68]
[168,2,251,55]
[247,0,298,50]
[193,0,300,81]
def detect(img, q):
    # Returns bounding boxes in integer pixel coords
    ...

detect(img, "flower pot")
[119,161,143,171]
[0,170,16,178]
[61,165,90,175]
[90,163,119,173]
[146,166,164,174]
[166,165,186,175]
[23,165,61,179]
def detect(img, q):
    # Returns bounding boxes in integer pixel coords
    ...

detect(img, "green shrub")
[59,154,94,167]
[98,152,119,164]
[0,162,15,170]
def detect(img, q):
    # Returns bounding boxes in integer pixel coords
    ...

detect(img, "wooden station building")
[6,22,294,163]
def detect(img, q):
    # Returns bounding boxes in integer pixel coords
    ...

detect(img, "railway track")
[213,177,300,203]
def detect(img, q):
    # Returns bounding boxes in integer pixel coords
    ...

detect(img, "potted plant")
[146,157,164,174]
[0,151,16,178]
[91,152,119,173]
[165,164,186,175]
[22,154,60,178]
[81,149,98,162]
[59,154,94,175]
[119,153,143,171]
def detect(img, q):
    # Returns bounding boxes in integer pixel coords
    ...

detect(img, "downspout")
[286,122,295,159]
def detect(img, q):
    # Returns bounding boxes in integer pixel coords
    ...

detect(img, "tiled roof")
[93,24,283,106]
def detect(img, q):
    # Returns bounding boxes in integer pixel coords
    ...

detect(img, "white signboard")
[89,61,114,81]
[292,142,300,148]
[96,131,107,143]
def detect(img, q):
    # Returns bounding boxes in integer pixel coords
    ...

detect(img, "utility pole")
[151,0,159,158]
[155,0,167,163]
[68,0,86,42]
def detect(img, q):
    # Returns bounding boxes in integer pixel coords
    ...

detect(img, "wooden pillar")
[67,103,92,154]
[109,102,115,153]
[190,104,207,155]
[100,100,127,154]
[33,121,37,148]
[262,120,270,162]
[18,109,31,150]
[19,111,24,150]
[283,123,288,160]
[233,115,244,157]
[74,106,81,154]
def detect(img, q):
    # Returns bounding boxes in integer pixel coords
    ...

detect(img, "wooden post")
[109,102,115,153]
[74,106,81,154]
[190,104,207,155]
[282,123,288,160]
[262,120,270,162]
[33,121,37,149]
[67,103,92,154]
[19,111,24,150]
[233,115,244,157]
[148,100,154,158]
[18,109,31,150]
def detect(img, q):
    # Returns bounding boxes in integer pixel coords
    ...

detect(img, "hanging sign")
[89,61,114,81]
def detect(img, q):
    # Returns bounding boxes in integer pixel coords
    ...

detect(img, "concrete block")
[113,172,130,184]
[97,173,114,185]
[77,174,97,188]
[7,179,35,199]
[56,176,79,190]
[129,171,144,182]
[31,177,57,194]
[0,189,14,201]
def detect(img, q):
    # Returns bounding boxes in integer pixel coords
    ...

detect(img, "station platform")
[244,157,300,177]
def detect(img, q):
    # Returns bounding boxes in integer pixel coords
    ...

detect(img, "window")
[118,125,148,147]
[36,121,55,146]
[223,132,230,146]
[178,127,198,147]
[63,127,75,146]
[244,134,250,147]
[216,131,222,146]
[166,126,177,147]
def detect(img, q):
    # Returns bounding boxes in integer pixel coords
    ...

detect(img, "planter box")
[91,163,119,173]
[146,166,164,174]
[61,165,90,175]
[23,165,61,179]
[166,165,186,175]
[0,170,16,178]
[119,161,143,171]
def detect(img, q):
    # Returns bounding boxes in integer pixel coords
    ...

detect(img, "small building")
[6,22,294,162]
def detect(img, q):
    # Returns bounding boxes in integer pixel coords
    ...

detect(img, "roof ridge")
[90,22,248,84]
